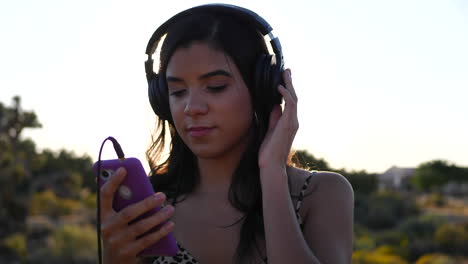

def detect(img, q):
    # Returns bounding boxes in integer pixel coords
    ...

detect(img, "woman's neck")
[194,134,254,198]
[192,126,254,198]
[194,152,241,197]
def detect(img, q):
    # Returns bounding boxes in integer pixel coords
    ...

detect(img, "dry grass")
[417,194,468,223]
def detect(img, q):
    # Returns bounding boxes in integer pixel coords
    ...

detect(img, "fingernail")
[164,205,174,214]
[164,221,174,231]
[114,167,122,177]
[116,167,125,177]
[154,192,165,201]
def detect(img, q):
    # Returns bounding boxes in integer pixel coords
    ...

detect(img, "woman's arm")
[260,166,320,264]
[301,171,354,263]
[258,69,354,263]
[260,169,354,264]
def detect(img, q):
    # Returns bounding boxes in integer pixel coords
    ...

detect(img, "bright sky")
[1,0,467,173]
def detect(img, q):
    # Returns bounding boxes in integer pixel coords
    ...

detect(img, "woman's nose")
[184,92,208,116]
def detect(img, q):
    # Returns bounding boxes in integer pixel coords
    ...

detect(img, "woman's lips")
[188,127,214,137]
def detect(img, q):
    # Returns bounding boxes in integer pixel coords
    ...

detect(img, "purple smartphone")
[93,157,178,256]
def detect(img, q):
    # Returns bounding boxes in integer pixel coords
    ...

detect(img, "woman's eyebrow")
[166,69,232,83]
[166,76,184,83]
[198,69,232,80]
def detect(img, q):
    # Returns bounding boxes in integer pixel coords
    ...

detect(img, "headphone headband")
[145,3,283,77]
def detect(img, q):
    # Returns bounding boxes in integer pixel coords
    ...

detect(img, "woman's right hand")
[99,167,175,264]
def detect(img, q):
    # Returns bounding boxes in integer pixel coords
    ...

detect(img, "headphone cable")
[96,136,125,264]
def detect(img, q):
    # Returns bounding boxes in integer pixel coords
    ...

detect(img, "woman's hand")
[258,69,298,171]
[100,167,175,264]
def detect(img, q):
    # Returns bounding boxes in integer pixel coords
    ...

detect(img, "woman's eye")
[170,90,185,97]
[207,85,227,93]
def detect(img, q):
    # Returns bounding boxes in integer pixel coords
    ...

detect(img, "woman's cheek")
[169,103,184,133]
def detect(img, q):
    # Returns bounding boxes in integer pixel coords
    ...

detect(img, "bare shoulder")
[288,167,355,262]
[287,166,354,198]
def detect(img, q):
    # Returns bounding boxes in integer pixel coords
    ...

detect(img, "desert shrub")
[398,214,447,240]
[48,224,97,263]
[392,214,447,261]
[425,193,446,207]
[30,190,82,218]
[406,238,439,262]
[415,253,455,264]
[435,223,468,255]
[352,246,409,264]
[358,191,419,230]
[374,230,407,247]
[2,232,27,259]
[80,190,96,209]
[355,235,376,251]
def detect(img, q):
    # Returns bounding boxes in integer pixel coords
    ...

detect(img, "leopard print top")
[150,173,314,264]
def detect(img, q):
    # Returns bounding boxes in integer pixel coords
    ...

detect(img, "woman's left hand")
[258,68,299,171]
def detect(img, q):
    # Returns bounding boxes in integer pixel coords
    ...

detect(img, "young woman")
[99,4,354,264]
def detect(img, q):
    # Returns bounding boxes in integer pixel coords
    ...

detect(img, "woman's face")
[166,42,254,160]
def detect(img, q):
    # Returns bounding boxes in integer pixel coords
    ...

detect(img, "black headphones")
[145,3,285,122]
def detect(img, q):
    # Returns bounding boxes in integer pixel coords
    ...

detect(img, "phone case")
[93,157,178,256]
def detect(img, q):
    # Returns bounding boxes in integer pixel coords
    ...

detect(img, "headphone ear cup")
[269,54,284,105]
[254,54,283,115]
[148,73,172,122]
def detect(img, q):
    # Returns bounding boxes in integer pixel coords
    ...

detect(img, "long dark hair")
[146,12,276,264]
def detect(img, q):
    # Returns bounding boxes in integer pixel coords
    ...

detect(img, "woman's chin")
[190,148,225,160]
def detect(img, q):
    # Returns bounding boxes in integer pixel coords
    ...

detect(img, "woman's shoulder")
[287,166,355,231]
[287,166,354,199]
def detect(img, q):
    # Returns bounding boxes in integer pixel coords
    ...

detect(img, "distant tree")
[31,149,93,198]
[451,166,468,183]
[0,96,41,148]
[0,96,93,237]
[0,96,42,235]
[410,160,467,192]
[0,96,96,263]
[291,150,331,171]
[292,149,378,194]
[356,191,419,230]
[338,169,378,195]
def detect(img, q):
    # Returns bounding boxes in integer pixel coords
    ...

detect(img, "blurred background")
[1,0,467,263]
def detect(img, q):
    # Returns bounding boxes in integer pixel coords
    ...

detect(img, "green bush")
[415,253,455,264]
[410,160,467,191]
[358,191,419,230]
[2,232,27,259]
[405,238,438,262]
[435,223,468,255]
[352,247,409,264]
[390,214,447,261]
[355,235,376,251]
[81,190,96,209]
[398,214,447,240]
[374,230,407,247]
[30,190,82,218]
[49,224,97,263]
